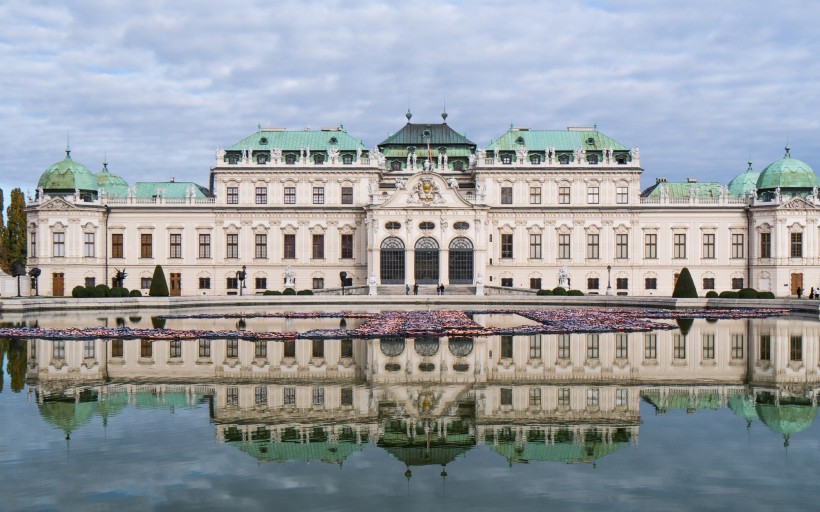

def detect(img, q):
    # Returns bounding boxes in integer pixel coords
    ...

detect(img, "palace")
[26,113,820,297]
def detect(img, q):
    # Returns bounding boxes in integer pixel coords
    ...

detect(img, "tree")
[672,267,698,298]
[1,188,26,274]
[149,265,169,296]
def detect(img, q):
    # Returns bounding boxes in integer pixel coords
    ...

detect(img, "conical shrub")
[672,267,698,298]
[149,265,169,297]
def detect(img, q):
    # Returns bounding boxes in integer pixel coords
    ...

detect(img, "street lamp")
[236,265,247,296]
[28,267,41,296]
[606,265,613,296]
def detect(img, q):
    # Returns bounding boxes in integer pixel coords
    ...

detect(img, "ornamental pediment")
[38,197,76,211]
[779,197,818,210]
[375,173,474,209]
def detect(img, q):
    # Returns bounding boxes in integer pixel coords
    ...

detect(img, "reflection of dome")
[756,147,819,193]
[756,397,818,444]
[38,399,96,436]
[728,395,759,424]
[225,427,365,464]
[380,337,405,357]
[727,162,760,197]
[37,149,99,197]
[414,337,440,357]
[448,337,474,357]
[491,428,631,464]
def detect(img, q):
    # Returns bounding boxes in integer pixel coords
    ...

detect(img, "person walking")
[440,284,445,295]
[413,283,418,295]
[811,287,816,300]
[797,286,803,299]
[405,283,410,295]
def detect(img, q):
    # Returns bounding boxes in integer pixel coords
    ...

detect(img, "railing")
[639,196,752,206]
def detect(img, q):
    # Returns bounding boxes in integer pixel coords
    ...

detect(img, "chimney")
[170,177,175,183]
[687,177,697,183]
[656,177,667,184]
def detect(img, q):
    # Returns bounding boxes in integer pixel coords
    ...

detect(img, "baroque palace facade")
[26,113,820,297]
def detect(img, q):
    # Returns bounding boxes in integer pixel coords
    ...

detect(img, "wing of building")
[25,115,820,297]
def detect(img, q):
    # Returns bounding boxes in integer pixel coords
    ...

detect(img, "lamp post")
[11,260,25,298]
[340,271,347,296]
[606,265,613,296]
[29,267,41,296]
[237,265,247,296]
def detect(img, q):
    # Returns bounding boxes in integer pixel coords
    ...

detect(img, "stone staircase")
[376,285,476,296]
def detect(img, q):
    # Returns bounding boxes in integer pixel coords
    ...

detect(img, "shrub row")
[71,285,142,298]
[536,287,584,296]
[262,289,314,296]
[705,288,775,299]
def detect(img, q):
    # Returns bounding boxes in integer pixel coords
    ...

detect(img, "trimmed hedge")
[149,265,169,297]
[757,291,775,299]
[72,285,89,298]
[536,289,553,296]
[129,289,142,297]
[283,288,296,295]
[719,291,739,299]
[263,290,282,295]
[738,288,758,299]
[552,287,568,296]
[567,290,584,296]
[672,268,698,298]
[110,287,129,297]
[296,289,314,295]
[705,291,719,298]
[91,284,110,298]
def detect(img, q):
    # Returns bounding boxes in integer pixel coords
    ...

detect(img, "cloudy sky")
[2,0,820,198]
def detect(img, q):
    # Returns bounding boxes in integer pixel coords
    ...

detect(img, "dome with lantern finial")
[95,159,129,197]
[37,143,99,200]
[756,146,819,200]
[727,161,760,197]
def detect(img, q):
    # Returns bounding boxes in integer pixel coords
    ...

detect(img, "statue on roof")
[631,146,640,161]
[356,147,362,161]
[493,148,499,160]
[369,147,383,166]
[395,178,405,190]
[515,144,528,164]
[327,147,340,163]
[304,146,310,162]
[271,148,282,164]
[774,187,782,203]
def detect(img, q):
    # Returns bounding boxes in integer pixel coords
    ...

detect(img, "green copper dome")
[37,150,100,193]
[756,147,818,191]
[96,162,129,197]
[727,162,760,196]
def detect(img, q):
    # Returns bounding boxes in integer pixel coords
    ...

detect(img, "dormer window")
[501,154,512,165]
[587,154,598,165]
[343,154,353,165]
[452,161,464,172]
[390,160,401,171]
[558,154,570,165]
[516,136,525,144]
[616,154,627,165]
[285,154,296,165]
[228,155,239,165]
[530,154,541,165]
[422,130,431,138]
[586,137,595,145]
[314,154,325,165]
[260,137,269,145]
[329,137,338,145]
[256,153,268,164]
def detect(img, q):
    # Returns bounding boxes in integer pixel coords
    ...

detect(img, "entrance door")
[170,273,182,296]
[414,237,440,284]
[448,237,474,284]
[52,273,64,296]
[380,237,406,284]
[791,273,803,296]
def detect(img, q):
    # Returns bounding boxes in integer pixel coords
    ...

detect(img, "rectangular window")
[587,388,600,407]
[587,233,600,260]
[674,233,687,259]
[616,186,628,204]
[283,234,296,259]
[255,234,267,259]
[227,186,239,204]
[312,234,325,259]
[529,233,542,259]
[312,387,325,406]
[112,233,123,259]
[84,233,95,258]
[616,388,628,407]
[645,278,657,290]
[760,232,771,258]
[702,233,715,259]
[199,277,211,289]
[501,186,513,204]
[530,278,541,290]
[53,340,65,359]
[341,234,354,259]
[169,339,182,358]
[644,334,657,359]
[313,186,325,205]
[226,277,238,289]
[284,387,296,405]
[732,233,744,259]
[501,277,513,287]
[312,277,324,289]
[501,233,513,258]
[644,233,657,259]
[791,232,802,257]
[52,232,66,257]
[732,278,744,289]
[312,339,324,358]
[616,234,629,259]
[790,336,802,361]
[587,186,599,204]
[558,186,570,204]
[169,234,182,259]
[141,277,152,289]
[226,339,239,358]
[529,336,541,359]
[141,233,153,258]
[500,388,513,406]
[141,340,152,358]
[615,334,628,359]
[702,334,715,359]
[586,334,599,359]
[558,334,570,359]
[226,387,238,406]
[759,335,771,361]
[341,387,353,406]
[283,341,296,358]
[255,386,268,406]
[703,277,715,290]
[673,334,686,359]
[341,338,353,358]
[616,277,628,290]
[558,388,570,406]
[529,187,542,204]
[588,277,599,290]
[83,340,95,359]
[255,341,267,358]
[30,233,36,258]
[226,234,239,259]
[341,186,353,204]
[255,277,267,290]
[199,234,211,259]
[558,234,571,259]
[85,277,96,288]
[529,387,542,407]
[731,334,744,359]
[284,186,296,204]
[255,187,267,204]
[111,339,123,358]
[198,339,211,358]
[501,335,513,359]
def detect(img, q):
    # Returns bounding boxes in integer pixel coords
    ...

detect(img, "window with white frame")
[83,232,95,258]
[616,233,629,259]
[587,186,599,204]
[529,187,541,204]
[616,186,628,204]
[702,233,715,259]
[587,233,599,260]
[53,232,65,257]
[558,233,571,259]
[732,233,744,259]
[529,233,542,259]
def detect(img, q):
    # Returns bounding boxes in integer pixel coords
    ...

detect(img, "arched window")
[616,154,627,165]
[259,137,268,145]
[558,154,570,165]
[530,154,541,165]
[453,160,464,172]
[285,154,296,165]
[380,237,405,284]
[414,337,440,357]
[414,237,439,283]
[380,337,405,357]
[449,237,474,284]
[313,154,325,165]
[449,337,474,357]
[390,160,401,171]
[256,153,268,164]
[343,154,353,165]
[587,154,599,165]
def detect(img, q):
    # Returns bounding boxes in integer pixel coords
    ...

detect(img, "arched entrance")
[380,237,405,284]
[448,237,474,284]
[414,237,439,284]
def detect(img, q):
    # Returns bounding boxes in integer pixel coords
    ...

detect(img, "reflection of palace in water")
[23,317,820,469]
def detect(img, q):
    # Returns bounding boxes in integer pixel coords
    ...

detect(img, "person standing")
[413,283,418,295]
[440,284,445,295]
[797,286,803,299]
[811,287,816,300]
[405,283,410,295]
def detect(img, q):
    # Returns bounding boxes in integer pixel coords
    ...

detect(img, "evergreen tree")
[0,188,5,271]
[672,267,698,298]
[149,265,169,297]
[1,188,26,274]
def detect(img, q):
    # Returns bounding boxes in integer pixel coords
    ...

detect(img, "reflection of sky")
[2,371,820,510]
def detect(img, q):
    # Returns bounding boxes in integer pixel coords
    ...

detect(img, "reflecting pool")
[2,310,820,511]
